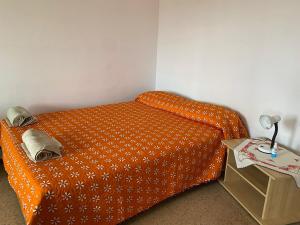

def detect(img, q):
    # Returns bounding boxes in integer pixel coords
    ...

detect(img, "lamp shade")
[259,115,281,129]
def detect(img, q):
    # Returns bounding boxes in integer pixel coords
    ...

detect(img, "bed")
[0,91,248,225]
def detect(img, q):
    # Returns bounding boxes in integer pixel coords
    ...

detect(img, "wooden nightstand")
[219,139,300,225]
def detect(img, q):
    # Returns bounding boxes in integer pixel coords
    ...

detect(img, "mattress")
[0,91,248,225]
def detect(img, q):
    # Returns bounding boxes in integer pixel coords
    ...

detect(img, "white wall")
[1,0,300,152]
[0,0,158,116]
[157,0,300,152]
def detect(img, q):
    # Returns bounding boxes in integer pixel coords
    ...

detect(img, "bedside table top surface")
[222,138,247,149]
[222,139,290,180]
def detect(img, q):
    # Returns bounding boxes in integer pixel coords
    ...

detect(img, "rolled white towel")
[21,129,62,162]
[6,106,37,127]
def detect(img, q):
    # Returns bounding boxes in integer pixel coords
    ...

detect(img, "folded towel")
[6,106,37,127]
[21,129,62,162]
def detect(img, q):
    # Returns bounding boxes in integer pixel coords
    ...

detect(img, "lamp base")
[257,144,272,154]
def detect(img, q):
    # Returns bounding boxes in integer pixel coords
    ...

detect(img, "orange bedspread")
[1,92,248,225]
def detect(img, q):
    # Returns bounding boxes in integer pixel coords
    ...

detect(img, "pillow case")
[136,91,248,140]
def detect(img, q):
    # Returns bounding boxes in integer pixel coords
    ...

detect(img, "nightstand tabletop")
[222,139,290,180]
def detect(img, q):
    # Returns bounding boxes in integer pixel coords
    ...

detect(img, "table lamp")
[258,115,281,154]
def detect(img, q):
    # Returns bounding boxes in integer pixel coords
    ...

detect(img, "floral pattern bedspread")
[1,91,247,225]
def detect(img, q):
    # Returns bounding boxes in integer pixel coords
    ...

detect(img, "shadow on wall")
[284,116,298,146]
[282,115,299,153]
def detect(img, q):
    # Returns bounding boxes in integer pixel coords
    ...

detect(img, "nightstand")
[219,139,300,225]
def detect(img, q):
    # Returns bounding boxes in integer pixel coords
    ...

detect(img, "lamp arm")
[270,122,278,149]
